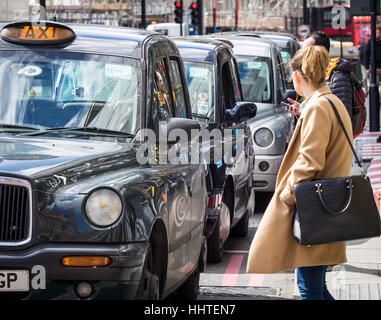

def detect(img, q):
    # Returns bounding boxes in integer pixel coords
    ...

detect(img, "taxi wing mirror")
[224,102,257,123]
[158,118,201,144]
[282,89,297,102]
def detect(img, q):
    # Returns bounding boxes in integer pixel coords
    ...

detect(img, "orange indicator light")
[61,256,111,268]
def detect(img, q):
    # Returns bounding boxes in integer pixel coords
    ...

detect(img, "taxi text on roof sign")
[1,21,76,45]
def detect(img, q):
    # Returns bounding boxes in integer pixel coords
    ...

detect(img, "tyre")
[207,201,231,263]
[231,210,249,237]
[172,267,200,300]
[231,187,254,237]
[136,243,160,300]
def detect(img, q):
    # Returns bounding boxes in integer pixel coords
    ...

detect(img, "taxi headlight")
[254,128,274,147]
[85,188,123,227]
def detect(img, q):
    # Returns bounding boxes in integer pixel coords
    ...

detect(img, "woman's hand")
[287,98,301,116]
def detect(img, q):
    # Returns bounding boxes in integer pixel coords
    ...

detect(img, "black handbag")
[292,98,381,245]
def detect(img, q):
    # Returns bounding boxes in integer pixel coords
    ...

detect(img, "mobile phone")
[281,102,293,108]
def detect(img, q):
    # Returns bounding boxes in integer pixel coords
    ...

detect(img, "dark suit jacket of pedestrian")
[364,39,381,70]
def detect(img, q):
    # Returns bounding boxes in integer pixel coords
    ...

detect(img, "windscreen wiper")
[19,126,135,138]
[192,113,209,120]
[0,123,39,131]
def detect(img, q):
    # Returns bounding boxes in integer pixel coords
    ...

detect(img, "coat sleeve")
[279,101,332,206]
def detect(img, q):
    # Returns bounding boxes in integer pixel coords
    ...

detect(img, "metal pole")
[369,0,380,132]
[141,0,146,29]
[235,0,239,31]
[213,0,217,33]
[40,0,46,20]
[197,0,203,35]
[303,0,308,25]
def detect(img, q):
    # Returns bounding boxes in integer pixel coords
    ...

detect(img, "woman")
[246,46,353,300]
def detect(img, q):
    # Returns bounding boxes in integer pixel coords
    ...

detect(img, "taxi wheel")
[231,210,249,237]
[207,200,230,263]
[136,243,160,300]
[207,215,223,263]
[172,267,200,300]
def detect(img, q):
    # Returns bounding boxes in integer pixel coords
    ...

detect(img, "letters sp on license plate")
[0,270,29,292]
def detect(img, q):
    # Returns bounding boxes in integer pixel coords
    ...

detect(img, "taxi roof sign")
[1,21,76,45]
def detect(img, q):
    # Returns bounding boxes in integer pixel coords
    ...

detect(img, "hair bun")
[301,46,329,84]
[291,45,329,85]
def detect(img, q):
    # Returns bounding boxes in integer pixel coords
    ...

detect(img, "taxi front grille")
[0,178,32,245]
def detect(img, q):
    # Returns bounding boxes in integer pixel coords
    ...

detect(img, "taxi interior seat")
[60,102,93,127]
[22,99,62,128]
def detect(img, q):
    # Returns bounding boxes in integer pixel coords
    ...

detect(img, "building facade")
[0,0,349,31]
[0,0,30,21]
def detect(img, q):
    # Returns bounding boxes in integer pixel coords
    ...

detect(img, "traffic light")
[174,1,183,24]
[190,2,199,26]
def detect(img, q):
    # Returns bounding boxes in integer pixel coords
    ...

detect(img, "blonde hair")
[290,46,329,85]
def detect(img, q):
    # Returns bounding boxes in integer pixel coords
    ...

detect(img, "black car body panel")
[0,22,206,299]
[175,37,255,260]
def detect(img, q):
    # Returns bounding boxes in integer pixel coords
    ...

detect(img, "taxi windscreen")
[236,56,273,104]
[184,61,215,121]
[0,50,141,134]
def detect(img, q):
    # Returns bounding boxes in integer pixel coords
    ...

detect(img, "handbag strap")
[325,97,367,179]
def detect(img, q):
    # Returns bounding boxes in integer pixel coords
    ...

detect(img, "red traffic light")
[174,1,181,8]
[190,2,197,10]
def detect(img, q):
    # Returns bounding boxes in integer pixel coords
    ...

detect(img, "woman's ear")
[292,70,298,85]
[292,70,303,97]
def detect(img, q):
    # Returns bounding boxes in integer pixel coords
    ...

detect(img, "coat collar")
[302,85,332,105]
[290,86,332,149]
[299,85,331,111]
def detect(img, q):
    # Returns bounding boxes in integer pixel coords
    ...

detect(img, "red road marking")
[222,254,244,286]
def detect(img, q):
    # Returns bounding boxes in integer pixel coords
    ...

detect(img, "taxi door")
[166,55,205,284]
[147,46,203,290]
[217,49,252,224]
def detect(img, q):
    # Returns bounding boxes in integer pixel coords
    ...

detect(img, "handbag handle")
[325,98,367,179]
[315,178,353,215]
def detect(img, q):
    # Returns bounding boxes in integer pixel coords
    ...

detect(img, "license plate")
[0,270,29,292]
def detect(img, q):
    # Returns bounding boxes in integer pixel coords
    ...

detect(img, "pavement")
[320,158,381,300]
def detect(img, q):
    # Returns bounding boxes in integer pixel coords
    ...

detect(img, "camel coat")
[246,86,353,274]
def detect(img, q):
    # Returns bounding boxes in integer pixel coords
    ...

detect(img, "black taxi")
[0,21,207,300]
[174,37,256,263]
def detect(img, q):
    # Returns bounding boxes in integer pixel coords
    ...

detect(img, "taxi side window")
[230,58,242,103]
[152,58,173,121]
[276,54,286,97]
[221,61,235,110]
[169,59,187,118]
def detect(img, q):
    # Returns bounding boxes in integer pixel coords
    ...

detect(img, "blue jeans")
[296,265,335,300]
